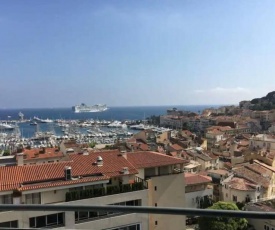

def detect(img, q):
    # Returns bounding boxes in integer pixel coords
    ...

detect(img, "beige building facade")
[0,150,187,230]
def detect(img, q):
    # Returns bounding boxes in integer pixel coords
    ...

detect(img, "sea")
[0,105,220,138]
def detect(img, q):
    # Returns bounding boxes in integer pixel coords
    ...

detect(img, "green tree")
[3,150,10,156]
[198,201,248,230]
[89,142,97,148]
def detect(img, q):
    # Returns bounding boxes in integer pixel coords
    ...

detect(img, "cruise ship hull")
[72,104,108,113]
[74,108,108,113]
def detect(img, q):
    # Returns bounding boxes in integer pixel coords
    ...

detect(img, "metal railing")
[0,204,274,219]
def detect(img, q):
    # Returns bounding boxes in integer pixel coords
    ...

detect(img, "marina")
[0,118,171,154]
[0,105,206,154]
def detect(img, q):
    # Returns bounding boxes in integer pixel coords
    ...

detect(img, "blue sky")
[1,0,275,108]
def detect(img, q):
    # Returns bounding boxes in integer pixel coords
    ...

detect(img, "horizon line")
[0,104,234,110]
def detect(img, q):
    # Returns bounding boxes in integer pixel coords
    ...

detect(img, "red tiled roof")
[182,130,193,136]
[185,173,212,185]
[207,169,229,176]
[226,177,256,191]
[21,148,64,160]
[0,150,188,192]
[127,151,187,169]
[233,164,271,188]
[170,144,183,151]
[0,150,138,192]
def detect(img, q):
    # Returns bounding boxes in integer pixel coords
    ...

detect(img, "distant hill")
[248,91,275,110]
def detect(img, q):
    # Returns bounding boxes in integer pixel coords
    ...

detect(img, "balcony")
[0,204,272,229]
[65,177,148,202]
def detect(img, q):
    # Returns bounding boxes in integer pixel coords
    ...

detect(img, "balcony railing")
[0,205,273,229]
[65,177,148,202]
[0,204,274,219]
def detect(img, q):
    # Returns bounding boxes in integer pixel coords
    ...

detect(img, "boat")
[129,124,153,130]
[30,122,38,126]
[0,123,15,130]
[40,118,54,123]
[33,117,53,123]
[72,103,108,113]
[108,121,120,128]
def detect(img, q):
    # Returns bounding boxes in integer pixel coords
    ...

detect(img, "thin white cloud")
[194,87,251,94]
[191,87,253,104]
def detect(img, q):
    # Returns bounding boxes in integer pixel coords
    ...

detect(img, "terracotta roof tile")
[127,151,187,169]
[21,148,64,160]
[0,150,187,192]
[0,150,138,192]
[170,144,183,151]
[233,164,271,188]
[185,173,212,185]
[226,177,257,191]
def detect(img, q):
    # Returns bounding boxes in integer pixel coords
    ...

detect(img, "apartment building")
[221,175,261,203]
[230,161,275,200]
[186,149,219,171]
[205,129,224,149]
[0,150,187,230]
[19,147,67,165]
[185,173,213,209]
[251,110,275,122]
[249,134,275,150]
[60,140,88,154]
[160,116,187,129]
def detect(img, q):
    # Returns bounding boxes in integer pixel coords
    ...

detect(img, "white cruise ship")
[72,103,108,113]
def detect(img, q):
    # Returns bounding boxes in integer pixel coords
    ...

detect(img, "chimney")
[64,166,72,180]
[121,167,129,175]
[83,150,89,156]
[17,153,24,166]
[96,156,103,166]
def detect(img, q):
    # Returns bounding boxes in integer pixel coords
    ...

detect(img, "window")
[29,213,64,228]
[85,184,103,190]
[75,199,142,223]
[105,224,141,230]
[0,220,18,228]
[154,186,157,191]
[155,221,158,225]
[26,193,41,204]
[1,195,12,204]
[69,186,83,192]
[113,199,142,207]
[75,211,108,223]
[233,195,237,202]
